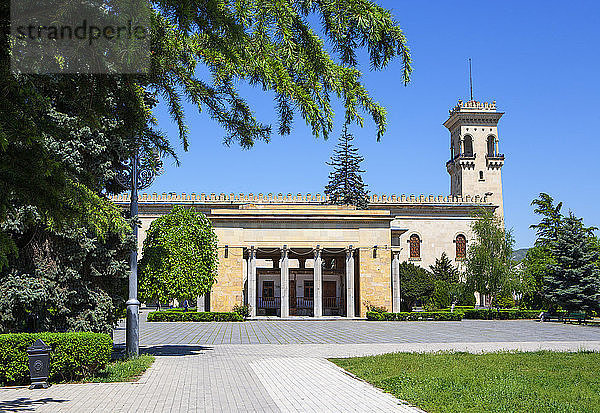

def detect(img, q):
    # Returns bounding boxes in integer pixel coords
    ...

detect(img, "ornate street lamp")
[116,149,162,357]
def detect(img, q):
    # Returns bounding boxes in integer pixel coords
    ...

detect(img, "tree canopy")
[430,252,459,284]
[0,206,133,333]
[1,0,412,331]
[544,213,600,313]
[1,0,412,268]
[527,194,600,313]
[465,208,516,308]
[139,206,218,304]
[399,261,433,311]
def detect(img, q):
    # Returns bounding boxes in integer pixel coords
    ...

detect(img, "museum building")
[112,99,506,318]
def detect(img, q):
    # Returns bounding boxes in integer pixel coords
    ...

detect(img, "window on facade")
[487,136,495,156]
[479,171,484,180]
[409,234,420,259]
[391,230,403,246]
[304,280,314,299]
[463,135,474,157]
[456,234,467,259]
[262,281,274,298]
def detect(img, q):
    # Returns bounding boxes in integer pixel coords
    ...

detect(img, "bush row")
[0,332,112,386]
[460,309,541,320]
[366,311,463,321]
[147,311,243,322]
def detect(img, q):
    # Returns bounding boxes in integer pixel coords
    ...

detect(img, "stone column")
[280,245,289,318]
[495,138,499,156]
[248,246,257,317]
[345,246,355,318]
[313,246,323,318]
[459,137,464,155]
[196,295,206,312]
[391,251,401,313]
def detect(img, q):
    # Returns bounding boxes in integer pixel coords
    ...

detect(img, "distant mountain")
[511,248,530,262]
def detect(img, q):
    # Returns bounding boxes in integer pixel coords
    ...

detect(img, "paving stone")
[2,313,600,412]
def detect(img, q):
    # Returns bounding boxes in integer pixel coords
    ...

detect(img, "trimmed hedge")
[147,311,243,322]
[461,309,541,320]
[366,311,463,321]
[0,332,112,386]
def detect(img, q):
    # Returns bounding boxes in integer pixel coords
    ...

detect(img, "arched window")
[487,135,495,156]
[409,234,420,259]
[463,135,473,157]
[456,234,467,259]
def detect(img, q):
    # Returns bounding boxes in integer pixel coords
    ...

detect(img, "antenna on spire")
[468,58,473,101]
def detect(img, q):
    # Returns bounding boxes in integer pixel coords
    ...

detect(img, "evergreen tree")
[325,125,370,209]
[398,262,434,311]
[429,252,461,309]
[520,244,555,309]
[430,252,459,283]
[544,213,600,313]
[531,193,564,246]
[0,206,133,334]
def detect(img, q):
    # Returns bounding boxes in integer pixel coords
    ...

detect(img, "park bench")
[540,312,563,322]
[563,312,587,324]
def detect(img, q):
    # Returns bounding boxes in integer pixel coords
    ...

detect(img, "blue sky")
[149,1,600,249]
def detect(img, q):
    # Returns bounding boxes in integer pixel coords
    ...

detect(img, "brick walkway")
[2,315,600,412]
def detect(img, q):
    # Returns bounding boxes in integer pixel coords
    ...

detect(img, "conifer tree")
[544,213,600,313]
[430,252,460,283]
[324,125,370,209]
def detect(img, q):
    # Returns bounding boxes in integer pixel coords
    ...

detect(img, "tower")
[444,100,505,218]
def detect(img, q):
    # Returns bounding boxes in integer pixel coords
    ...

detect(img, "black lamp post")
[116,149,161,357]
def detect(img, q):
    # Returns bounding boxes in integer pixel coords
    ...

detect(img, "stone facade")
[211,246,244,312]
[358,248,392,317]
[113,99,505,317]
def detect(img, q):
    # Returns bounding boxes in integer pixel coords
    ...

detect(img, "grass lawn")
[86,355,155,383]
[330,351,600,413]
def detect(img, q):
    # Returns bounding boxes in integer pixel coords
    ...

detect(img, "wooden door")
[323,281,336,297]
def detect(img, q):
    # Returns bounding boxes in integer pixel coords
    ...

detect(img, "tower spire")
[468,58,473,101]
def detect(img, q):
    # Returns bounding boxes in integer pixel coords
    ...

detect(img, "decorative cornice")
[443,100,504,130]
[109,192,491,205]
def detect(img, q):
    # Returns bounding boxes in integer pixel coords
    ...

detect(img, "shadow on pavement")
[0,397,68,412]
[140,345,214,356]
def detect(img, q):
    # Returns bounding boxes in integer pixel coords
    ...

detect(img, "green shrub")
[461,309,541,320]
[232,304,251,319]
[495,290,516,309]
[366,311,463,321]
[147,311,243,322]
[364,302,388,313]
[0,332,112,386]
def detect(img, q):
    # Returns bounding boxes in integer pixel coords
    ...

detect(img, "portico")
[246,246,355,318]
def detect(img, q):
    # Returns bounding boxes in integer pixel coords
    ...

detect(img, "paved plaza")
[2,315,600,412]
[114,314,600,345]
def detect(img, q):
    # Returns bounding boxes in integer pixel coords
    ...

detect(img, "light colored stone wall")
[393,217,473,270]
[358,248,391,317]
[211,246,244,312]
[459,124,504,219]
